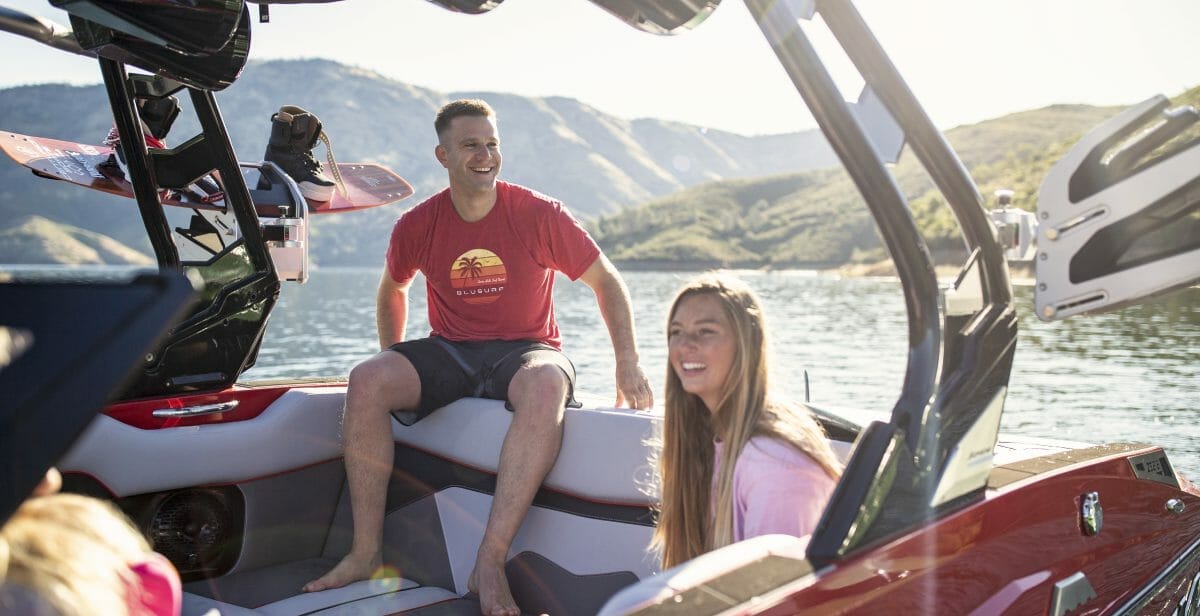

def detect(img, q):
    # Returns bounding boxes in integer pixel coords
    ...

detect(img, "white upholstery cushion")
[393,398,659,505]
[61,388,346,496]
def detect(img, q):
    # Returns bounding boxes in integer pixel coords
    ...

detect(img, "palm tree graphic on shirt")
[458,256,483,279]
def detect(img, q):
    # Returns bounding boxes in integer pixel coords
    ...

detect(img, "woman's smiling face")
[668,293,735,413]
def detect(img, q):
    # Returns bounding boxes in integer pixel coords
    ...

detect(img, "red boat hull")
[754,445,1200,615]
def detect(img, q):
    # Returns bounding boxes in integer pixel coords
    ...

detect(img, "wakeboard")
[0,131,414,214]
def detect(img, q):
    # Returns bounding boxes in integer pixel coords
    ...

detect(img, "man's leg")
[468,362,568,616]
[303,351,421,592]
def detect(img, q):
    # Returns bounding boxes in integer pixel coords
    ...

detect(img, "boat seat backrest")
[392,396,660,505]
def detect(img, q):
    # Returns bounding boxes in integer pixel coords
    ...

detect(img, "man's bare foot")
[302,551,382,593]
[468,558,519,616]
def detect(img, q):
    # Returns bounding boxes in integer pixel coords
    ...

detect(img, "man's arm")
[376,270,412,350]
[578,255,653,409]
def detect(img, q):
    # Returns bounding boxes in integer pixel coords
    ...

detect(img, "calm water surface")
[242,268,1200,478]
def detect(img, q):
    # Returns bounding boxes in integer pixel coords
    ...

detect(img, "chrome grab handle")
[151,400,238,418]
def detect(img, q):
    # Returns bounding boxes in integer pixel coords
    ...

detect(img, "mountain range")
[2,58,1191,270]
[0,58,835,266]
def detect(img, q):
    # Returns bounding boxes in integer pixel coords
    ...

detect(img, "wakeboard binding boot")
[103,94,178,153]
[101,95,224,204]
[263,105,339,202]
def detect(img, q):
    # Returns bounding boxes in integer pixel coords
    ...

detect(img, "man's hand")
[579,255,652,410]
[614,360,653,410]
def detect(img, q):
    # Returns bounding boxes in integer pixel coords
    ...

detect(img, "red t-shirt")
[386,182,600,349]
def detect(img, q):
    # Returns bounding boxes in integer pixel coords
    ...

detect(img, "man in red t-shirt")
[303,99,652,616]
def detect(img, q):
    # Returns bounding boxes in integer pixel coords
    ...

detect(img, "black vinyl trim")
[507,551,639,616]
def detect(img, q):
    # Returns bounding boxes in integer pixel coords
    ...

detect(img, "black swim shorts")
[388,337,580,425]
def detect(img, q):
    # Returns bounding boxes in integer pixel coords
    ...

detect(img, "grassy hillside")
[592,86,1200,270]
[915,86,1200,262]
[0,215,152,265]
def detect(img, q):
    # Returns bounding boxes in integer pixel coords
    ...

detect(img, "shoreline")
[2,259,1038,284]
[832,260,1035,282]
[608,258,1036,284]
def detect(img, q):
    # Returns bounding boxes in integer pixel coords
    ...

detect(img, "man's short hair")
[435,99,496,141]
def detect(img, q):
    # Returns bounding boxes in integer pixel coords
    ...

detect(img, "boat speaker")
[145,487,242,579]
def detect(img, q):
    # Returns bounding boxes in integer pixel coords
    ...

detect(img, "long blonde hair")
[0,493,153,616]
[650,273,842,569]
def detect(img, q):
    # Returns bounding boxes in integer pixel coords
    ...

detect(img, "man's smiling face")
[437,114,502,195]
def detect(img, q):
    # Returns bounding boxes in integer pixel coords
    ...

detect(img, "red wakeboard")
[0,131,414,214]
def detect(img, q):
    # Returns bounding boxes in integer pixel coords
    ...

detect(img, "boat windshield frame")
[742,0,1018,566]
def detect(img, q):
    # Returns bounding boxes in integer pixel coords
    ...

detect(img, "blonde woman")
[0,492,181,616]
[651,274,842,569]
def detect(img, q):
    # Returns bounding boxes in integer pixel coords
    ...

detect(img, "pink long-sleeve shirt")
[712,436,837,544]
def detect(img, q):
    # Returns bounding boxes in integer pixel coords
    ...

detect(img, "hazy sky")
[1,0,1197,136]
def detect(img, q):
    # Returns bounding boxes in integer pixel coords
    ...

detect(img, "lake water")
[242,267,1200,479]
